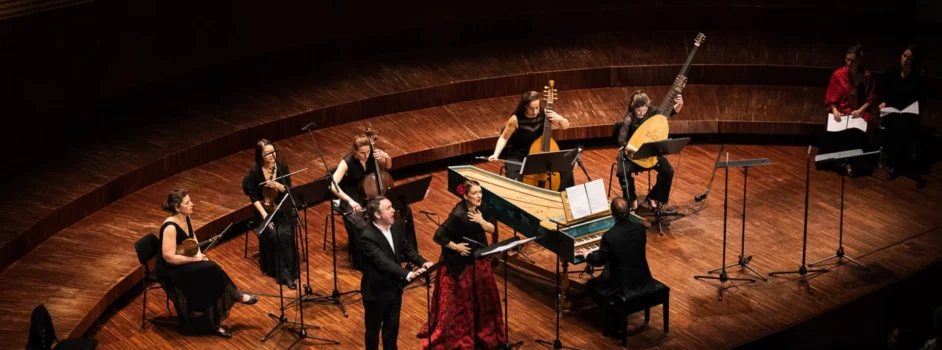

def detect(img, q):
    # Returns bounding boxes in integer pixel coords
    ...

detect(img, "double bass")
[627,33,705,168]
[360,129,394,199]
[522,80,561,190]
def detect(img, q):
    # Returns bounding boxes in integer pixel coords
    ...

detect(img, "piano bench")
[613,278,670,343]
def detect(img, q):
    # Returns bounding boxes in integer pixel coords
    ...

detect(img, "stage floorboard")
[88,145,942,349]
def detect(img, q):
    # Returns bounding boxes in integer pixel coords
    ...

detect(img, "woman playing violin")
[157,189,258,338]
[331,133,392,270]
[241,139,299,289]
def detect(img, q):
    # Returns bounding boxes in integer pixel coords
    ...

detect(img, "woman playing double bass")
[331,133,393,270]
[242,139,299,289]
[487,91,574,188]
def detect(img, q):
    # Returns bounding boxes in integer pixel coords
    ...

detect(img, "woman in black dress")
[157,189,258,338]
[331,133,392,270]
[417,179,505,349]
[487,91,573,188]
[880,45,928,188]
[242,139,299,289]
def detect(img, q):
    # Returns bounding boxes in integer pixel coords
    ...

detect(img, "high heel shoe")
[215,327,232,338]
[241,295,258,305]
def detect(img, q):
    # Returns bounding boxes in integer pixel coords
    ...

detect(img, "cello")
[360,129,394,199]
[627,33,705,168]
[522,80,561,190]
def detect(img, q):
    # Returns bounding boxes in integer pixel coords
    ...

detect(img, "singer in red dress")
[822,44,877,176]
[417,179,506,349]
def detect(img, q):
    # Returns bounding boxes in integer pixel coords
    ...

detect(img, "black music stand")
[294,176,360,317]
[769,146,828,295]
[406,261,444,347]
[706,158,772,281]
[476,236,538,349]
[259,193,337,348]
[534,230,585,350]
[808,149,881,271]
[629,138,691,234]
[520,149,578,192]
[693,155,758,301]
[386,176,432,210]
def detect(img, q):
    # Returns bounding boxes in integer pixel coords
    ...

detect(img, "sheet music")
[481,236,538,256]
[585,179,608,214]
[880,101,919,117]
[826,113,867,133]
[564,179,608,220]
[565,184,591,219]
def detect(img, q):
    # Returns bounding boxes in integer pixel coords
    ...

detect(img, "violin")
[261,163,278,214]
[360,129,394,200]
[176,231,224,257]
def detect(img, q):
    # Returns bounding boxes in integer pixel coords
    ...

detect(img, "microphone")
[302,122,316,131]
[565,145,583,157]
[695,192,708,202]
[807,145,812,158]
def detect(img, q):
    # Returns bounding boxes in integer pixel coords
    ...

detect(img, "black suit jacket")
[359,223,427,301]
[585,218,653,298]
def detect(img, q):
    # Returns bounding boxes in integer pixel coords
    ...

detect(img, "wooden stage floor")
[87,145,942,349]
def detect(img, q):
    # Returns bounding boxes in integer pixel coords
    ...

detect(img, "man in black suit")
[576,197,654,338]
[359,195,433,350]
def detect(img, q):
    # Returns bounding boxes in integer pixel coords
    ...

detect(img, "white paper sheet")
[880,101,919,117]
[826,113,867,133]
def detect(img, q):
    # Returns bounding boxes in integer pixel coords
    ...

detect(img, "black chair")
[133,233,172,329]
[607,120,652,200]
[26,304,98,350]
[612,279,670,346]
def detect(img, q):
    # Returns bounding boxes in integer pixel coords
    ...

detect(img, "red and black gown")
[417,201,506,349]
[822,66,877,176]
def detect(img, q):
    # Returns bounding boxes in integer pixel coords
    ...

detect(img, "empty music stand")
[694,154,758,301]
[385,176,433,211]
[519,149,578,191]
[476,236,537,349]
[706,158,772,281]
[808,149,881,271]
[630,138,691,234]
[294,176,359,317]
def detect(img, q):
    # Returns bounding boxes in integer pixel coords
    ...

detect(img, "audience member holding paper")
[822,44,877,177]
[879,45,928,187]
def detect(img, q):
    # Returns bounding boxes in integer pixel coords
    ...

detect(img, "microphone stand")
[769,146,828,294]
[569,146,591,181]
[302,123,360,319]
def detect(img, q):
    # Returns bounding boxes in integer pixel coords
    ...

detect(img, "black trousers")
[586,278,626,336]
[882,114,920,174]
[341,202,369,271]
[616,154,674,203]
[363,295,402,350]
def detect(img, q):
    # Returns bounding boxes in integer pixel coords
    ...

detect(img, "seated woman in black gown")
[879,45,928,188]
[242,139,299,289]
[157,189,258,338]
[417,179,505,349]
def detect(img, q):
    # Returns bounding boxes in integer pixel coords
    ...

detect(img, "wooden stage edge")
[84,145,942,349]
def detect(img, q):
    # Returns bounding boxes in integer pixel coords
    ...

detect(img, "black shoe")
[241,295,258,305]
[287,281,297,290]
[660,206,678,215]
[215,327,232,338]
